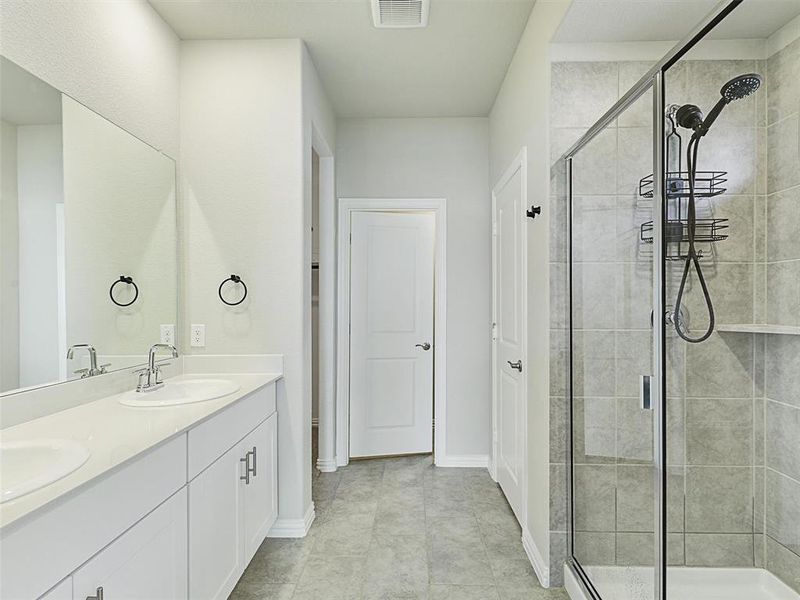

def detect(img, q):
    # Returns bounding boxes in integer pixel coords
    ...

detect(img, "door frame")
[490,147,528,528]
[336,198,447,467]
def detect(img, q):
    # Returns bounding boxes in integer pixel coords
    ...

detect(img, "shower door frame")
[559,1,747,599]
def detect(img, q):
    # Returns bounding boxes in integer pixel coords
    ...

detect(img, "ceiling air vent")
[371,0,430,29]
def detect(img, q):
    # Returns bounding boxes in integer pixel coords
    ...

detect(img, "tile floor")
[230,452,570,599]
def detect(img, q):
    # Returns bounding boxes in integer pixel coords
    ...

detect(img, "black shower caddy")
[638,170,730,260]
[637,111,730,261]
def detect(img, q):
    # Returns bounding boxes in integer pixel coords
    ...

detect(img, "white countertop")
[0,372,281,530]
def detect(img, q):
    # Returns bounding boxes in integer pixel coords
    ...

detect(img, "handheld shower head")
[720,73,762,103]
[676,72,762,138]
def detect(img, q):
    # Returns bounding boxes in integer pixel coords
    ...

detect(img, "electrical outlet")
[190,324,205,348]
[160,324,176,345]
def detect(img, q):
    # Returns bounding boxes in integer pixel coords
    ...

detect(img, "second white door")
[349,210,435,458]
[493,158,526,524]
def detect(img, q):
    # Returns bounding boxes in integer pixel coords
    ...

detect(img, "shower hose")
[673,134,715,343]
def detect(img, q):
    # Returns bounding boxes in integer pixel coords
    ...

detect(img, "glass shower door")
[568,83,659,600]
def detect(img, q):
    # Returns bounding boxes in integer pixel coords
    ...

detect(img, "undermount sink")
[118,378,241,407]
[0,439,90,504]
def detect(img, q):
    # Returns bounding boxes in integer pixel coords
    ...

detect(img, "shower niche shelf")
[716,324,800,335]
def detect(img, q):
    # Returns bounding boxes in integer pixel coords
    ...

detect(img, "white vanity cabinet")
[189,412,278,600]
[72,488,188,600]
[1,378,279,600]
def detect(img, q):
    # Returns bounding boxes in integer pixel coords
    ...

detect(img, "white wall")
[181,39,336,528]
[488,0,571,586]
[336,117,492,460]
[0,120,19,392]
[0,0,180,156]
[16,124,63,388]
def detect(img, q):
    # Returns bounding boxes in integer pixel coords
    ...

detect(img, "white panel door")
[350,211,435,458]
[73,488,188,600]
[494,164,526,523]
[189,444,245,600]
[242,414,278,563]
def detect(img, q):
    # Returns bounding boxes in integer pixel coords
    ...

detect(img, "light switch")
[191,324,206,348]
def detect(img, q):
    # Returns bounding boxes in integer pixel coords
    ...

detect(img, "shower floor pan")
[565,565,800,600]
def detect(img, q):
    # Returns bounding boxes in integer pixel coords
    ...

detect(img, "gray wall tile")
[685,533,754,567]
[685,333,754,398]
[572,195,618,261]
[573,263,617,329]
[767,113,800,194]
[685,467,753,533]
[573,465,616,532]
[766,401,800,481]
[765,335,800,407]
[572,397,616,464]
[766,260,800,327]
[766,37,800,126]
[686,398,753,466]
[572,331,616,397]
[766,535,800,594]
[574,532,615,566]
[767,187,800,262]
[765,469,800,557]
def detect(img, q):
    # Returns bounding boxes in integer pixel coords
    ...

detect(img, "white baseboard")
[435,454,489,468]
[267,502,315,538]
[522,527,550,588]
[316,457,337,472]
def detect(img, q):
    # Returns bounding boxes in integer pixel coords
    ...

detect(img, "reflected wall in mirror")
[0,57,177,395]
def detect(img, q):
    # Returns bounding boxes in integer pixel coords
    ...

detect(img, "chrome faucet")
[135,343,178,393]
[66,344,109,378]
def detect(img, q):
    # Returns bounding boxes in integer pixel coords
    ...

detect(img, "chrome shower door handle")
[507,360,522,372]
[415,342,431,351]
[640,375,652,410]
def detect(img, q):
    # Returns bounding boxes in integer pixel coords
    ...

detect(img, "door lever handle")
[415,342,431,351]
[507,360,522,372]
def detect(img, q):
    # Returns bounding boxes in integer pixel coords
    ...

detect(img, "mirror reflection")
[0,58,177,394]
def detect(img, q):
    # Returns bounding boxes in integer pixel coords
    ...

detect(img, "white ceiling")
[0,57,62,125]
[554,0,800,43]
[149,0,535,118]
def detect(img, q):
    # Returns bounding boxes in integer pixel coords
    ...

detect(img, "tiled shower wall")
[757,36,800,593]
[548,42,799,591]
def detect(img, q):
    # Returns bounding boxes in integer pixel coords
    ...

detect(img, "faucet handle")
[73,368,90,378]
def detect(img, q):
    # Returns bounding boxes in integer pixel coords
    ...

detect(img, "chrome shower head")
[720,73,762,103]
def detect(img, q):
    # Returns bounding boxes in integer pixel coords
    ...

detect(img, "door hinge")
[491,322,497,341]
[492,221,497,236]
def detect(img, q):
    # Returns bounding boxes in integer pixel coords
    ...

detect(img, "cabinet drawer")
[73,488,188,600]
[188,382,275,480]
[0,435,186,600]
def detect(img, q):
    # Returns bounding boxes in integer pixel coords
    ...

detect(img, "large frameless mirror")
[0,57,177,396]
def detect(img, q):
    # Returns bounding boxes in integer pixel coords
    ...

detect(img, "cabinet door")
[73,489,187,600]
[242,414,278,562]
[189,442,246,600]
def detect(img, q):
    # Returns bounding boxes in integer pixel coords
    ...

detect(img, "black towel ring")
[219,274,247,306]
[109,275,139,307]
